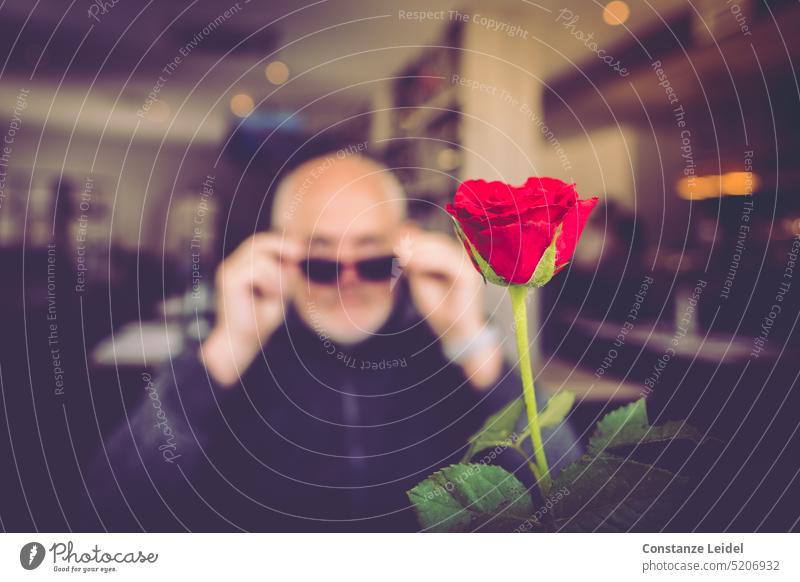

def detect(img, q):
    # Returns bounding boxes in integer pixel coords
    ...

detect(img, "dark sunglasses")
[299,255,395,284]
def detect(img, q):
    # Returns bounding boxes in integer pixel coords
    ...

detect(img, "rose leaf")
[462,398,524,462]
[588,399,704,456]
[538,390,576,429]
[552,453,689,532]
[407,463,535,532]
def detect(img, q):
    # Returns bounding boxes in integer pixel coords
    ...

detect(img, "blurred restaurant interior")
[0,0,799,531]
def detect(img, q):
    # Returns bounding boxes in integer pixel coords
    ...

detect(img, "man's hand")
[402,230,503,390]
[200,233,301,387]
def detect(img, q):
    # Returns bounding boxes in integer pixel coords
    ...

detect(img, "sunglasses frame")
[299,254,396,284]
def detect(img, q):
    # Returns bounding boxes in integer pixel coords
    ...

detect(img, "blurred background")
[0,0,798,531]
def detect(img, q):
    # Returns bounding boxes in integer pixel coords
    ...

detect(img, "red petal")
[469,220,553,284]
[555,196,599,268]
[522,177,577,206]
[455,179,515,209]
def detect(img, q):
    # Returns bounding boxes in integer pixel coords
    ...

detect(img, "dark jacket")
[89,281,575,531]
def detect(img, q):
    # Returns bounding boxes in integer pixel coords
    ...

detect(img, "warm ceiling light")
[677,172,760,200]
[603,1,630,26]
[722,171,760,196]
[265,60,289,85]
[230,93,255,117]
[677,175,720,200]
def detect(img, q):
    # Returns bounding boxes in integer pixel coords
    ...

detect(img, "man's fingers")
[404,241,471,281]
[220,253,284,302]
[249,255,298,299]
[222,234,301,286]
[242,232,303,264]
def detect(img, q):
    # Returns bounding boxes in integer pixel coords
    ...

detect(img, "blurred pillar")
[457,7,547,364]
[369,80,393,155]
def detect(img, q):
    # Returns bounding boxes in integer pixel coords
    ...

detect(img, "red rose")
[446,177,599,286]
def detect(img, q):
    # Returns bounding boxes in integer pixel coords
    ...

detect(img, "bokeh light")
[230,93,255,117]
[603,1,630,26]
[265,60,290,85]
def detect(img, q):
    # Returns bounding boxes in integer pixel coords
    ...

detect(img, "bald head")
[271,153,407,231]
[271,153,409,345]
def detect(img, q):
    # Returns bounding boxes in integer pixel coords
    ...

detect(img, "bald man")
[89,154,573,532]
[202,154,502,391]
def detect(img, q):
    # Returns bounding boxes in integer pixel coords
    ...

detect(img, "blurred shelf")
[545,1,800,135]
[393,85,459,134]
[572,316,773,363]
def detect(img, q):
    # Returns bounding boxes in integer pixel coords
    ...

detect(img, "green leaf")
[588,399,704,456]
[451,217,508,286]
[552,454,689,532]
[538,390,576,429]
[588,399,648,454]
[527,225,562,287]
[407,463,535,532]
[516,391,576,446]
[462,398,523,462]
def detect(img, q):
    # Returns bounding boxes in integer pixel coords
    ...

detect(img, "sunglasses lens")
[301,258,339,283]
[356,255,395,282]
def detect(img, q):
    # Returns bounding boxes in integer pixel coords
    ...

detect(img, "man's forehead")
[307,231,390,249]
[284,183,401,243]
[271,154,406,230]
[311,190,378,213]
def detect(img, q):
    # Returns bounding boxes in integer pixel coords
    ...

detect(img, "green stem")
[514,427,531,447]
[509,285,552,495]
[511,444,541,482]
